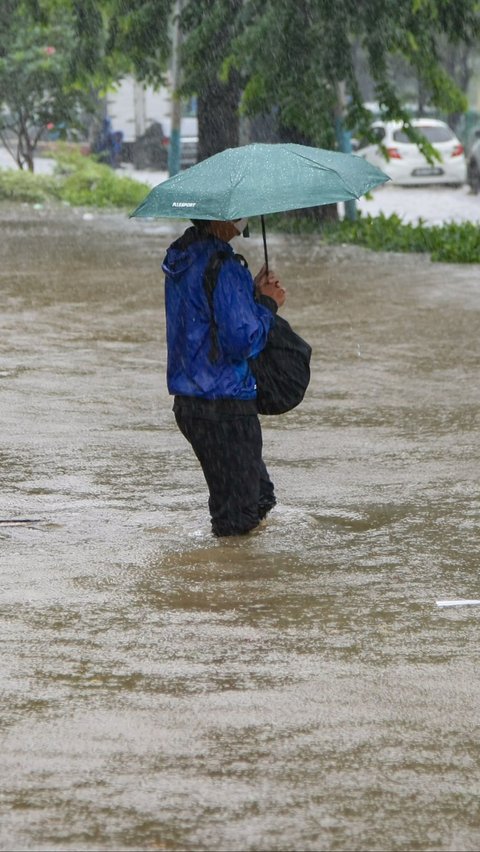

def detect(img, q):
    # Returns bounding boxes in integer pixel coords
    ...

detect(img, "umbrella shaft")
[261,215,269,272]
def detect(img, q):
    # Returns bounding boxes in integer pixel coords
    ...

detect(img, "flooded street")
[1,203,480,852]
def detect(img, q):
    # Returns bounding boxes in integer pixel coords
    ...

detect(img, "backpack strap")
[204,251,249,363]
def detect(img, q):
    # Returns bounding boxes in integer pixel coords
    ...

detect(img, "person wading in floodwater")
[162,218,286,537]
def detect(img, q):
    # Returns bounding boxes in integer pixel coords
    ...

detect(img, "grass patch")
[265,210,480,263]
[0,167,60,203]
[323,212,480,263]
[0,148,150,209]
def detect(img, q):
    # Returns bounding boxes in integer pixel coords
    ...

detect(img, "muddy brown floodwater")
[1,203,480,852]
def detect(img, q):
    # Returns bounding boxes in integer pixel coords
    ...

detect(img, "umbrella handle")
[261,215,269,273]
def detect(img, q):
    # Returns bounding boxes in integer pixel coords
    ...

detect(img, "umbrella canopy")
[130,142,389,221]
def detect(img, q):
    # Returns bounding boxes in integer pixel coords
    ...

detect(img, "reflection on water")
[1,205,480,851]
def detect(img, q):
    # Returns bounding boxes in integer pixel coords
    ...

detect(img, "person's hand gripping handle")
[254,264,287,308]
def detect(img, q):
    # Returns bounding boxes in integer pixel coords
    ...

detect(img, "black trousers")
[174,403,276,537]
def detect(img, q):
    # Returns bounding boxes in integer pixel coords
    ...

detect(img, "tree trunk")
[18,117,35,172]
[197,71,241,162]
[444,43,472,132]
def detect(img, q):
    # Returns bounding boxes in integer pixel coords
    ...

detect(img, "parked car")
[466,128,480,194]
[354,119,466,186]
[128,122,166,170]
[125,117,198,171]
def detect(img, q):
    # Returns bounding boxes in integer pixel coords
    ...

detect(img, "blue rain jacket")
[162,228,274,399]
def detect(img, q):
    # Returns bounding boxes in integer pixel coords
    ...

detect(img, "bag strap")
[204,250,248,363]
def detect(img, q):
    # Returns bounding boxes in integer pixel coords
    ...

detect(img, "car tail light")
[162,137,169,147]
[386,147,402,159]
[451,144,464,157]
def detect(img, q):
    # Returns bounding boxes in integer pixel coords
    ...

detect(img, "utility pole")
[168,0,183,177]
[133,79,146,140]
[335,81,357,221]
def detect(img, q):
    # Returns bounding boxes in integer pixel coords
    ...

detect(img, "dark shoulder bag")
[204,251,312,415]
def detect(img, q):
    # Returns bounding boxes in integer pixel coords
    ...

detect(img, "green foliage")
[265,210,480,263]
[0,1,170,172]
[69,0,110,82]
[105,0,172,85]
[0,167,60,202]
[232,1,347,147]
[0,150,150,208]
[54,150,150,207]
[323,211,480,263]
[0,2,100,170]
[180,0,480,153]
[181,0,243,92]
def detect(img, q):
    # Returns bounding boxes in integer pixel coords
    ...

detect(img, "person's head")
[191,218,248,242]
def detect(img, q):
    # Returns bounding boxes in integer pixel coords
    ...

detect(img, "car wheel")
[468,161,480,195]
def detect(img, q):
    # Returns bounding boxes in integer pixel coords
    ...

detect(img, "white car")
[355,119,466,186]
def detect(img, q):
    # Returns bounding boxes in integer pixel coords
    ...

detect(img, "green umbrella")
[130,142,389,265]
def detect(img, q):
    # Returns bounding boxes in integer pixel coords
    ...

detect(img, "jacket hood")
[162,226,233,279]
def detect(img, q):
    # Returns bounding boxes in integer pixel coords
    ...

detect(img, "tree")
[6,0,477,182]
[229,0,480,151]
[104,0,243,162]
[180,0,244,161]
[437,36,479,130]
[107,0,243,162]
[164,0,476,222]
[0,0,173,171]
[0,0,114,170]
[104,0,172,85]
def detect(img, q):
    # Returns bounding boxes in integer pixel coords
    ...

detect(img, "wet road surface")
[1,204,480,851]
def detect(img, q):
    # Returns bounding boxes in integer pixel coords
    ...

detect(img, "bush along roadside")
[0,149,150,209]
[263,210,480,264]
[322,212,480,264]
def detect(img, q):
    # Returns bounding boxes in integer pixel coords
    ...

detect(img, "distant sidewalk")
[0,144,167,188]
[357,181,480,226]
[0,144,56,176]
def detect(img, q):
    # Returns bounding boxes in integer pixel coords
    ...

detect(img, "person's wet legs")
[175,413,273,536]
[258,458,276,520]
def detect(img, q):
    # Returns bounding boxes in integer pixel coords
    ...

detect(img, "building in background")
[104,75,198,170]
